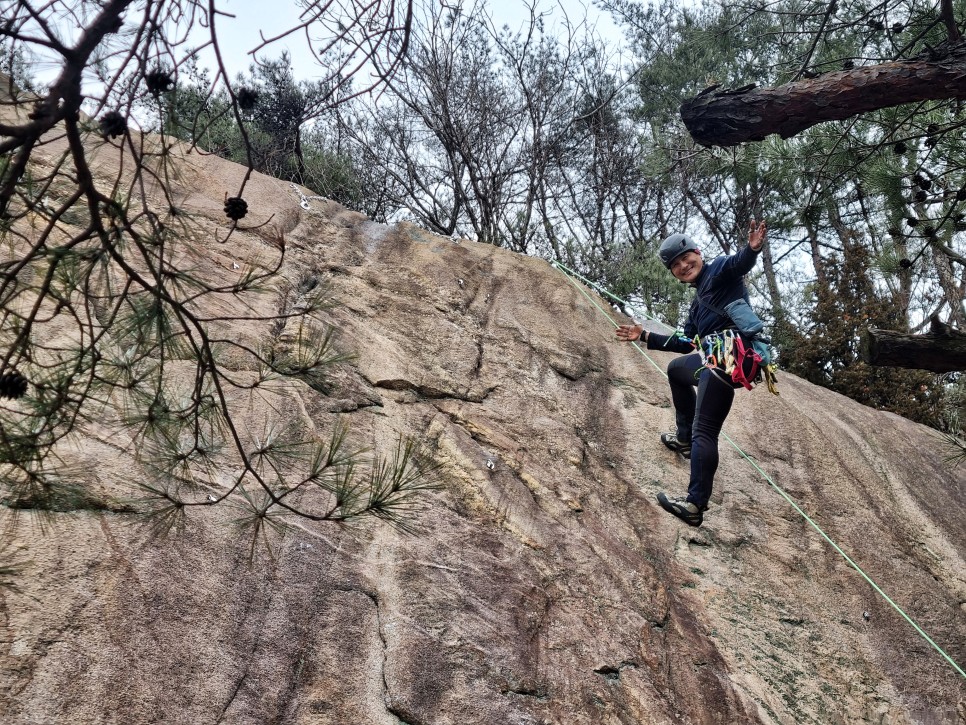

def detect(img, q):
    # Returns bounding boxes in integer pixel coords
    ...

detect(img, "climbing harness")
[550,260,965,680]
[694,294,779,393]
[695,329,765,390]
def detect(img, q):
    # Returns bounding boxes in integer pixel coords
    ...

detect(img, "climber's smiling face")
[670,250,703,284]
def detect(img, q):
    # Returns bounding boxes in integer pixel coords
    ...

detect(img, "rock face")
[0,146,964,725]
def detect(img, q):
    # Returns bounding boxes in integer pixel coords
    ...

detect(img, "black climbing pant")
[667,352,740,509]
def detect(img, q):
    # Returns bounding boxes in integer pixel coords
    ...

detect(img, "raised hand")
[749,218,767,251]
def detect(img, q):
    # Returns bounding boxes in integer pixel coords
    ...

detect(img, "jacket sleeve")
[716,243,761,282]
[644,330,696,354]
[644,299,698,353]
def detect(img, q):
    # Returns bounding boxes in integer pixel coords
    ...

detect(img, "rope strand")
[551,260,966,680]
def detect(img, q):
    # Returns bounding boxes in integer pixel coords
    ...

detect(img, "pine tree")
[0,0,435,554]
[779,242,944,425]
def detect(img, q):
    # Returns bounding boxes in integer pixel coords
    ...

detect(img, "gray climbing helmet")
[658,233,699,268]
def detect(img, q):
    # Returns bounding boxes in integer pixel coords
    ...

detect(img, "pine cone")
[893,141,907,154]
[145,70,174,96]
[0,371,28,399]
[98,110,128,139]
[224,196,248,221]
[236,87,259,111]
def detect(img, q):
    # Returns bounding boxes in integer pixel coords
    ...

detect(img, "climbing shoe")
[657,492,703,527]
[660,433,691,459]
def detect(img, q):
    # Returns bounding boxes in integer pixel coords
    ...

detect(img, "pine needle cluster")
[0,0,435,560]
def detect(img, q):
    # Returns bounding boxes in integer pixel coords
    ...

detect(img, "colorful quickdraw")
[695,329,777,394]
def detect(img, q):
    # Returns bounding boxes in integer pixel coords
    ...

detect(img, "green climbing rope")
[551,260,966,680]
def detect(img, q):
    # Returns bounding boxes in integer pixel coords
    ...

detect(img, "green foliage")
[157,54,363,202]
[217,425,439,559]
[937,374,966,465]
[779,244,945,425]
[0,37,39,94]
[153,58,237,157]
[604,237,692,328]
[299,140,363,208]
[610,0,782,123]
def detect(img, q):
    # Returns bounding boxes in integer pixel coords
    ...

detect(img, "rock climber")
[615,219,767,527]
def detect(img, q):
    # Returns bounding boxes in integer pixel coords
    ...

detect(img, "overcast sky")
[208,0,624,80]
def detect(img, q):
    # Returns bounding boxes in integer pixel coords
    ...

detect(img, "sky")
[24,0,626,90]
[22,0,625,124]
[207,0,625,81]
[487,0,623,41]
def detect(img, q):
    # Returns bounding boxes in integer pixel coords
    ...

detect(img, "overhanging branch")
[681,41,966,147]
[861,316,966,372]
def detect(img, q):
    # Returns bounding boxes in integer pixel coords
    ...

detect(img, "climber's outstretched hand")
[616,324,644,342]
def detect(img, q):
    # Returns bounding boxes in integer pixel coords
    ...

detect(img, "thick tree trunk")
[681,41,966,147]
[861,316,966,372]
